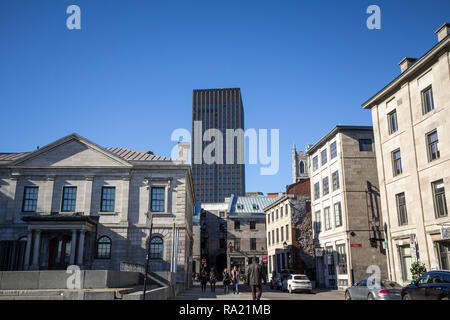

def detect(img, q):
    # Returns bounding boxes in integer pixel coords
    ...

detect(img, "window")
[276,228,279,243]
[234,238,240,251]
[250,238,256,250]
[427,130,440,162]
[250,221,256,230]
[272,230,275,244]
[396,193,408,226]
[252,204,259,210]
[324,207,331,230]
[150,236,163,259]
[388,110,398,134]
[315,211,321,234]
[234,220,240,230]
[392,149,402,176]
[422,86,435,114]
[267,215,270,224]
[285,204,288,216]
[219,223,226,233]
[280,207,283,217]
[61,187,77,212]
[151,187,165,212]
[237,203,243,209]
[399,245,413,282]
[326,246,335,275]
[336,244,347,274]
[219,211,225,218]
[323,177,329,195]
[22,186,38,212]
[332,171,340,191]
[334,202,342,227]
[314,182,320,200]
[321,149,328,165]
[100,187,115,212]
[271,211,274,221]
[299,161,305,173]
[313,156,319,171]
[432,180,447,218]
[276,209,279,220]
[330,142,337,159]
[286,224,289,240]
[359,139,373,151]
[96,236,111,259]
[281,226,284,241]
[268,232,271,246]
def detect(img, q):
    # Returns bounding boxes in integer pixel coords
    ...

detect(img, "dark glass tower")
[192,88,245,203]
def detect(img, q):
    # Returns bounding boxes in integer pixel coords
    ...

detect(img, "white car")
[282,274,313,294]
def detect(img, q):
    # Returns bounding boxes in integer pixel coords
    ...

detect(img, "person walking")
[200,269,208,293]
[222,268,231,295]
[231,266,240,294]
[209,268,217,292]
[246,256,267,300]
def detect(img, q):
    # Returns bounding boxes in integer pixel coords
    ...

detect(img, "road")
[170,284,344,300]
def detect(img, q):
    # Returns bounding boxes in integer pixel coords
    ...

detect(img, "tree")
[410,261,427,281]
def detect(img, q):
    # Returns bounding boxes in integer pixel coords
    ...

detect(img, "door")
[48,235,72,270]
[413,273,431,300]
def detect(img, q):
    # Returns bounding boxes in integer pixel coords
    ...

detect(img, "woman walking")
[222,268,231,295]
[200,269,208,293]
[231,266,240,294]
[209,268,217,292]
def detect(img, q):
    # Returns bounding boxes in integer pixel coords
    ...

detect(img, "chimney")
[435,22,450,42]
[398,57,417,73]
[177,142,190,164]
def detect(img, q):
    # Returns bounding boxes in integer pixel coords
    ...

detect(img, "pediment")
[12,134,131,168]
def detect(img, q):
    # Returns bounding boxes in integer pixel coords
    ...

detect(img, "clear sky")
[0,0,449,194]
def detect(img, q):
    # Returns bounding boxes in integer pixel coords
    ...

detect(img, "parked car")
[345,279,402,300]
[401,271,450,300]
[270,273,283,290]
[282,274,313,293]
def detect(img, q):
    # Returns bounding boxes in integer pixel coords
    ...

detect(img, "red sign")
[201,259,206,264]
[350,243,362,247]
[263,258,268,263]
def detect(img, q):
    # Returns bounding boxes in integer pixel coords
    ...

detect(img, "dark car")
[401,270,450,300]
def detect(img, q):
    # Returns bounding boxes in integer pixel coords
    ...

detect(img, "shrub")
[410,261,427,281]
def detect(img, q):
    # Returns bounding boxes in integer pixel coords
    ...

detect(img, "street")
[170,284,344,300]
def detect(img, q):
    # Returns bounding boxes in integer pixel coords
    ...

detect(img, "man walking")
[246,256,267,300]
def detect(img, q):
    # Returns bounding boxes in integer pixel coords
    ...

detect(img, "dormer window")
[252,204,259,210]
[237,203,243,209]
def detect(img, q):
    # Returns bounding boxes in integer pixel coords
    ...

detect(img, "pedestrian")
[209,268,217,292]
[246,256,267,300]
[231,265,240,294]
[200,269,208,293]
[222,267,231,295]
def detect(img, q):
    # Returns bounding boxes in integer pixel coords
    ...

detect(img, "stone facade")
[362,23,450,285]
[0,133,196,289]
[264,180,314,281]
[307,126,388,290]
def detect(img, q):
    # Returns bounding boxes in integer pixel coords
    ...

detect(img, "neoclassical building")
[0,133,195,288]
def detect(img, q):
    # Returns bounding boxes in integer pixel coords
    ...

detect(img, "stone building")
[292,145,310,183]
[264,180,314,281]
[362,23,450,284]
[199,201,229,273]
[307,126,388,290]
[0,133,196,289]
[226,195,279,275]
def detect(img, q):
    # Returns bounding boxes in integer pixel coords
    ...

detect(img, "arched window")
[299,161,305,174]
[97,236,111,259]
[150,237,163,260]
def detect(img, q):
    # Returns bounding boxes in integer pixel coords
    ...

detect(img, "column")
[121,177,130,223]
[23,229,33,269]
[6,175,19,222]
[31,230,41,270]
[70,229,78,265]
[76,230,85,267]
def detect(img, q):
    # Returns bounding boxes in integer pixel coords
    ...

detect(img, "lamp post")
[142,212,153,300]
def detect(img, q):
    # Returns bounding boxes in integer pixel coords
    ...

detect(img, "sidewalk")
[169,284,268,300]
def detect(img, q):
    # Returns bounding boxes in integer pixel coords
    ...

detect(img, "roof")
[228,195,280,214]
[362,26,450,109]
[306,125,373,156]
[0,152,29,161]
[106,148,171,161]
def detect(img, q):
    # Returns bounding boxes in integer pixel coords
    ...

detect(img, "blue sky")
[0,0,449,194]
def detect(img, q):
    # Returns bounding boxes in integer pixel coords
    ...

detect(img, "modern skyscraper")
[192,88,245,203]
